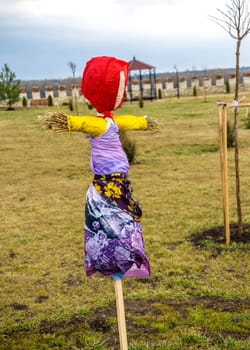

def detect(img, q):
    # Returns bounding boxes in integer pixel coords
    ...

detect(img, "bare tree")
[210,0,250,235]
[68,61,76,81]
[68,61,78,115]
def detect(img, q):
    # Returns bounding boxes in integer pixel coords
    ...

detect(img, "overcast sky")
[1,0,250,80]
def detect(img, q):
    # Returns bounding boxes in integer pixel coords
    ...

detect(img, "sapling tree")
[0,64,21,110]
[210,0,250,235]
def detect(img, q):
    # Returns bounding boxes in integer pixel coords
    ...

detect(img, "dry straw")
[42,110,160,132]
[145,116,160,131]
[43,110,68,132]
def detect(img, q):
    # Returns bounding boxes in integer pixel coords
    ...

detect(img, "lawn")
[0,95,249,349]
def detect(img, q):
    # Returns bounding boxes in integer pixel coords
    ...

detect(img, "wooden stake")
[218,105,230,246]
[114,279,128,350]
[218,108,225,223]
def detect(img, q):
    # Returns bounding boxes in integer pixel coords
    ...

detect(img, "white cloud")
[0,0,225,37]
[1,0,249,79]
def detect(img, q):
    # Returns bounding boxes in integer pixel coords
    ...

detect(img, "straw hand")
[41,110,68,132]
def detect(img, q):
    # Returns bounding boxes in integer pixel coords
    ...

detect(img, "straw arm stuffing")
[42,110,68,132]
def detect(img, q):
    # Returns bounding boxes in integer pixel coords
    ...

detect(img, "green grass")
[0,95,250,349]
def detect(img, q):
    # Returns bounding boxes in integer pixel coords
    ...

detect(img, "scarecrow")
[44,56,159,280]
[43,56,159,349]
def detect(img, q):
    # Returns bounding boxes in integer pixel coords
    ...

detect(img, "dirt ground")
[189,224,250,255]
[5,287,250,349]
[2,224,250,349]
[37,295,250,348]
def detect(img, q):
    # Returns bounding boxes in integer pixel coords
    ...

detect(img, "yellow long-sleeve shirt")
[67,115,148,137]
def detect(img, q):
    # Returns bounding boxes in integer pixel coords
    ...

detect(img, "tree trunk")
[234,39,244,235]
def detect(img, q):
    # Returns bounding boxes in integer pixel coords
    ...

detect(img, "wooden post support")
[218,104,230,246]
[114,278,128,350]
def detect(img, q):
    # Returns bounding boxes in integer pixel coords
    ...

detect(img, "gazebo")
[128,57,157,102]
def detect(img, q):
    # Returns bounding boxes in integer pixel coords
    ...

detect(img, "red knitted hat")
[81,56,128,114]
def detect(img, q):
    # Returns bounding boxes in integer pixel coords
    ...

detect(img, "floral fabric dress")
[84,119,150,278]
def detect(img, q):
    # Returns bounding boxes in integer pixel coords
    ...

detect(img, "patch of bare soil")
[189,224,250,248]
[3,295,250,349]
[40,296,250,347]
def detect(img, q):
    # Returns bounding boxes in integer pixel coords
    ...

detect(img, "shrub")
[227,120,234,148]
[119,130,136,164]
[48,95,53,107]
[22,96,28,107]
[244,110,250,129]
[225,80,230,94]
[139,96,144,108]
[158,88,162,99]
[69,99,73,111]
[193,86,197,97]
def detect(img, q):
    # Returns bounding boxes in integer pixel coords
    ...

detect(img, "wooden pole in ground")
[218,104,230,246]
[114,278,128,350]
[218,106,225,225]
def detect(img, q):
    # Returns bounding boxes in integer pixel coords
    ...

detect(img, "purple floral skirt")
[84,181,150,278]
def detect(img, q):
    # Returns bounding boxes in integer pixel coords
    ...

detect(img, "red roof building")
[128,57,156,71]
[127,57,157,101]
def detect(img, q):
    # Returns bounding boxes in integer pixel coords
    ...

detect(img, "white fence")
[19,72,250,105]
